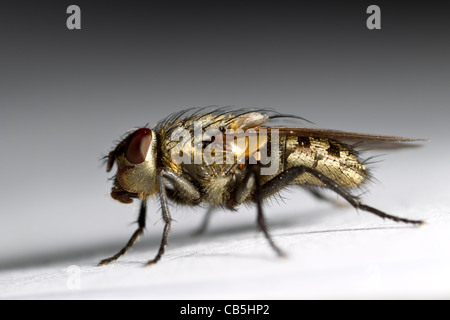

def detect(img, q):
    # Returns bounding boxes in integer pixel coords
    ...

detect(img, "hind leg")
[261,166,424,225]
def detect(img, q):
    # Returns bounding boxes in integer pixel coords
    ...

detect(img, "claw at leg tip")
[98,259,112,266]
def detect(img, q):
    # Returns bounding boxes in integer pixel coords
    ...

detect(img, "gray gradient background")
[0,1,449,295]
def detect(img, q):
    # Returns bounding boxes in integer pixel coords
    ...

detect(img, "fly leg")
[99,200,147,266]
[165,187,213,236]
[235,165,286,257]
[304,187,348,208]
[145,170,202,265]
[161,170,210,236]
[261,166,425,225]
[145,171,173,266]
[162,170,201,205]
[192,206,215,236]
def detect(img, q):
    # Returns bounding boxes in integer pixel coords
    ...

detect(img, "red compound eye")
[125,128,152,164]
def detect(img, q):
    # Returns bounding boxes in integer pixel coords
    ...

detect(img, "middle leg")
[235,165,286,257]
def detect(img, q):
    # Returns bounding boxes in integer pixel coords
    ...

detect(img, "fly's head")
[107,128,158,203]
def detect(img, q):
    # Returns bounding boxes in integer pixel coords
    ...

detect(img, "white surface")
[1,167,449,299]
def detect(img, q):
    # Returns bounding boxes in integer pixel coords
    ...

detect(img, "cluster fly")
[99,107,426,266]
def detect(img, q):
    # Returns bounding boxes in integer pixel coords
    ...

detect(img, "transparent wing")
[234,127,428,149]
[261,127,427,142]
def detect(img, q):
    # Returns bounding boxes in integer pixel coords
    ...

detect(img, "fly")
[99,107,427,266]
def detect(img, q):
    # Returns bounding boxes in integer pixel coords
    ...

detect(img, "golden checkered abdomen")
[284,136,368,189]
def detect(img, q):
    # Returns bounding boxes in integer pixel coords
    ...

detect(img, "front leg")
[161,170,201,205]
[146,170,174,266]
[99,200,147,266]
[161,170,213,236]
